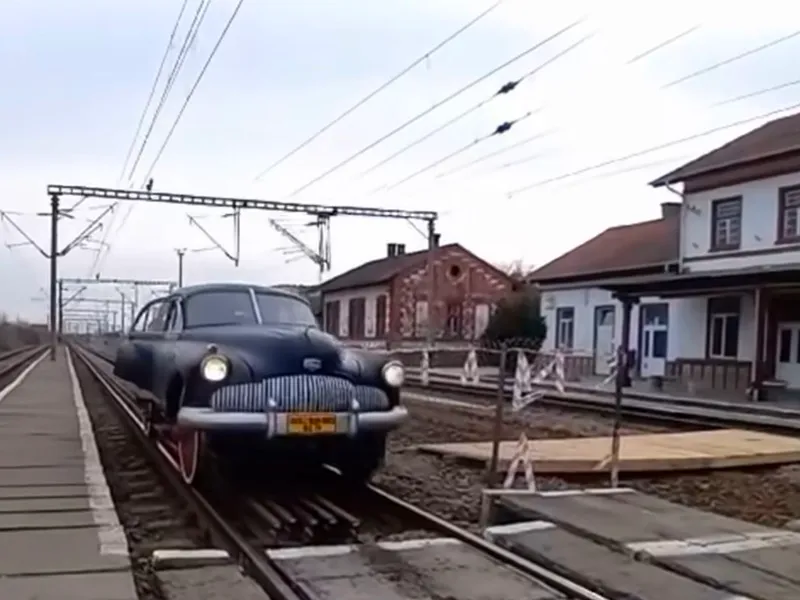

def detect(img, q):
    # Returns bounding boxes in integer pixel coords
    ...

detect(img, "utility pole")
[49,195,59,359]
[176,248,186,287]
[425,218,438,350]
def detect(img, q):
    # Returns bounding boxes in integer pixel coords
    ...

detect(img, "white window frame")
[555,307,574,350]
[708,312,739,359]
[711,197,742,249]
[781,188,800,240]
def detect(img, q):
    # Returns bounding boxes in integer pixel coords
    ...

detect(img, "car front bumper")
[176,405,408,437]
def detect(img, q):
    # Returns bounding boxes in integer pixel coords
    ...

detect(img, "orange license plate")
[287,413,337,435]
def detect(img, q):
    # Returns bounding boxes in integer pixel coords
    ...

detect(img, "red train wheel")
[142,402,157,439]
[177,430,202,485]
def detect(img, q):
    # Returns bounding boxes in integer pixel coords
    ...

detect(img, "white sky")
[2,0,799,323]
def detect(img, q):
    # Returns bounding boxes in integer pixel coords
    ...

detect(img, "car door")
[114,303,154,386]
[118,298,170,392]
[138,299,171,393]
[151,298,184,400]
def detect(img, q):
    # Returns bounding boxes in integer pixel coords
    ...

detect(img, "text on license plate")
[287,413,337,435]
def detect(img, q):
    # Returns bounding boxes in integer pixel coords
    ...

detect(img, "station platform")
[0,348,136,600]
[418,428,800,474]
[494,487,800,599]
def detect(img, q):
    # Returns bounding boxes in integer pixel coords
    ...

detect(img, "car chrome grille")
[210,375,391,413]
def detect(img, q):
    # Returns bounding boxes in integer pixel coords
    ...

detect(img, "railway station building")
[529,111,800,400]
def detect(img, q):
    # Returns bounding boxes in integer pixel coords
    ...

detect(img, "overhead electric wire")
[507,99,800,197]
[89,0,197,278]
[117,0,191,184]
[285,16,587,198]
[711,77,800,107]
[90,0,210,277]
[663,28,800,89]
[252,0,506,182]
[377,110,534,192]
[94,0,244,278]
[363,23,700,185]
[435,127,558,178]
[625,24,700,65]
[139,0,246,186]
[126,0,212,183]
[359,31,593,178]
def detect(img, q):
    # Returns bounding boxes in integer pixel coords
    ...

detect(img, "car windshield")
[184,291,257,328]
[255,292,317,327]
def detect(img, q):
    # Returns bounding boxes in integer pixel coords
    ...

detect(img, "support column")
[48,194,60,361]
[751,287,768,401]
[57,279,64,339]
[610,294,636,487]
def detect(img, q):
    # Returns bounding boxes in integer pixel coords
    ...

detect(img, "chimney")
[386,243,397,257]
[396,243,406,255]
[661,202,681,219]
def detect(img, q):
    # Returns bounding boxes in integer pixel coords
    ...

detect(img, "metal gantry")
[45,184,441,355]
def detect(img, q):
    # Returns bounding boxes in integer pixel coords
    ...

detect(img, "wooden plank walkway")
[417,429,800,473]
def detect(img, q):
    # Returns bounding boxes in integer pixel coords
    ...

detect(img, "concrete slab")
[486,521,738,600]
[0,484,88,499]
[0,571,137,600]
[157,565,267,600]
[0,527,129,576]
[267,537,563,599]
[0,508,98,530]
[0,466,88,486]
[0,496,90,512]
[500,488,800,599]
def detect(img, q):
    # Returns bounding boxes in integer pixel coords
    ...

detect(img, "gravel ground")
[374,395,800,530]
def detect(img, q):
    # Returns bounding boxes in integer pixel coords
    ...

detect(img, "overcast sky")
[1,0,799,323]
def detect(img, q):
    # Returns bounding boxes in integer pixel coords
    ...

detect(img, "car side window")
[165,300,184,332]
[146,300,170,332]
[131,305,153,333]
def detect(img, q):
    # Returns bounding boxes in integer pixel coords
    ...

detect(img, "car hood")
[180,325,369,378]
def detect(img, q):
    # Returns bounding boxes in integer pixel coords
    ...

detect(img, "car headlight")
[381,361,405,387]
[200,353,229,382]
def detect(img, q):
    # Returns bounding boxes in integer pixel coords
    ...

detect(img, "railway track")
[404,372,800,434]
[0,344,48,390]
[69,342,612,600]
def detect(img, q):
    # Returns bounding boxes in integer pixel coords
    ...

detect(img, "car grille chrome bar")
[210,374,391,414]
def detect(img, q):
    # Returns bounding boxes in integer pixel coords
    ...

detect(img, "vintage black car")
[113,283,408,484]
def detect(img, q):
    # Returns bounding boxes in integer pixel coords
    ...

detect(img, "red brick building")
[318,242,512,346]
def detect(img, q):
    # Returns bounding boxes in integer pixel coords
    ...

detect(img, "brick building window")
[778,186,800,242]
[348,297,365,338]
[445,301,463,338]
[710,196,742,251]
[324,300,340,335]
[375,295,387,337]
[706,296,740,359]
[555,307,574,349]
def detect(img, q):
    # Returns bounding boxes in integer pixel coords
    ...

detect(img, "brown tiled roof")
[650,111,800,187]
[319,243,459,293]
[529,216,679,284]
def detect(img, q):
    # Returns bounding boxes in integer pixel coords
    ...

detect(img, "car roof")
[169,283,309,304]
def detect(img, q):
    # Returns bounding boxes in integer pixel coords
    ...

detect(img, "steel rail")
[356,482,611,600]
[68,344,305,600]
[405,375,800,435]
[0,345,48,382]
[0,344,39,362]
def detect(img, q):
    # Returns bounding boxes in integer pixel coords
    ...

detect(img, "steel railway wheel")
[176,429,203,485]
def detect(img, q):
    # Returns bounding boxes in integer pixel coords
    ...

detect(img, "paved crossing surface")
[497,487,800,600]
